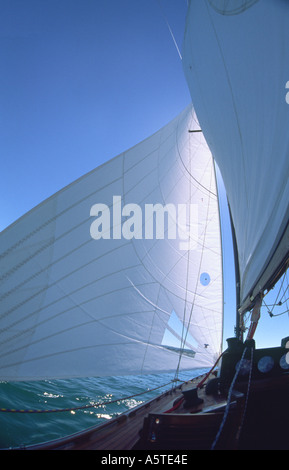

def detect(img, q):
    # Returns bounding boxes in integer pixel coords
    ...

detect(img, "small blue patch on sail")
[200,272,210,286]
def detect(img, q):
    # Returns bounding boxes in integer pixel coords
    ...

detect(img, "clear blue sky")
[0,0,287,350]
[0,0,189,230]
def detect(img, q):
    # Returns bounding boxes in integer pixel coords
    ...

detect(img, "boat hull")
[12,371,289,450]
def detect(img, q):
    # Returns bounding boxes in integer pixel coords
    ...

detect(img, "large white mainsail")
[183,0,289,315]
[0,105,223,381]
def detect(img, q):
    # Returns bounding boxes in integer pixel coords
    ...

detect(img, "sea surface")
[0,368,207,449]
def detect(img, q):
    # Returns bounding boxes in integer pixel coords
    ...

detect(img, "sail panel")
[183,0,289,313]
[0,105,223,381]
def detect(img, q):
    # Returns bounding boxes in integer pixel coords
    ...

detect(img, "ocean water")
[0,369,207,449]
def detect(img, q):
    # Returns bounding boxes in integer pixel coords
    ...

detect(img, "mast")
[228,204,242,341]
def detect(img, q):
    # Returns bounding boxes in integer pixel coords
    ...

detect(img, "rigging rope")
[211,347,248,450]
[263,266,289,318]
[197,352,224,389]
[235,346,254,443]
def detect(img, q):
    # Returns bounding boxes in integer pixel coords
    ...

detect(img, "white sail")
[183,0,289,314]
[0,105,223,381]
